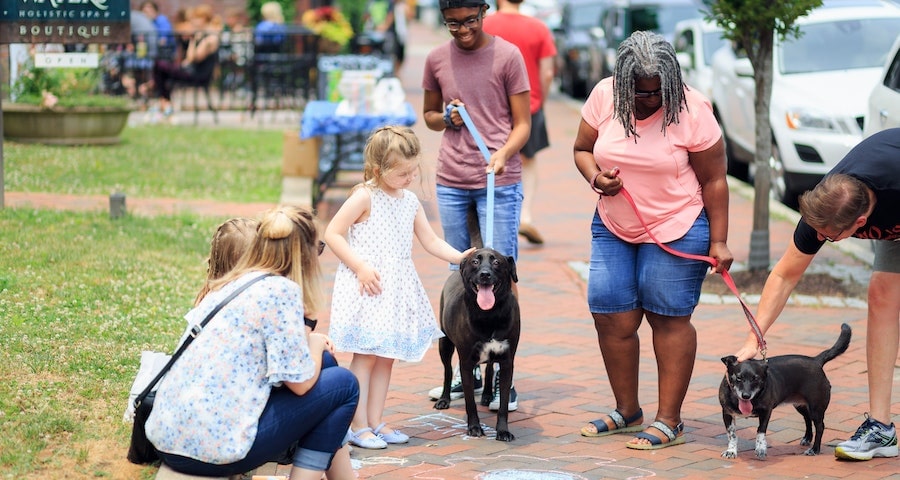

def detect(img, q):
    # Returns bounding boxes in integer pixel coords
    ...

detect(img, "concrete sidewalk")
[6,18,894,480]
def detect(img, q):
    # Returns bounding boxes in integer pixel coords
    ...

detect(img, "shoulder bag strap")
[133,273,273,409]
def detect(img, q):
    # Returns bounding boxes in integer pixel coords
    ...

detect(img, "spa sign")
[0,0,130,44]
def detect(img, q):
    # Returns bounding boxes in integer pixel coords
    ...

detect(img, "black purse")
[127,273,272,464]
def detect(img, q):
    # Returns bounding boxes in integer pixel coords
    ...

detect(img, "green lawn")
[0,122,288,478]
[4,124,285,203]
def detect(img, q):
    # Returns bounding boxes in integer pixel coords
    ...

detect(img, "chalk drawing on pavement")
[408,454,657,480]
[403,412,499,440]
[375,414,657,479]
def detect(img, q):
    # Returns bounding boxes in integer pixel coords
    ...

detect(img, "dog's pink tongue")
[739,399,753,415]
[476,285,495,310]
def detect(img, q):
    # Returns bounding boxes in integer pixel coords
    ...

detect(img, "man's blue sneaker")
[835,415,898,461]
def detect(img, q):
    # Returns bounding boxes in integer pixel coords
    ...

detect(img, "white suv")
[710,0,900,204]
[864,34,900,136]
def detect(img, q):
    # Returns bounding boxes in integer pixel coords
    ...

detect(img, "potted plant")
[3,56,133,145]
[301,6,355,53]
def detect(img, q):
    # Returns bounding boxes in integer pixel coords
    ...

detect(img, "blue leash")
[454,105,495,248]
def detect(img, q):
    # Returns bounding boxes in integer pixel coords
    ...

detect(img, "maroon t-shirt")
[423,35,530,189]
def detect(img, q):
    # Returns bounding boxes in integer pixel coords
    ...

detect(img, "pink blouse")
[581,77,721,243]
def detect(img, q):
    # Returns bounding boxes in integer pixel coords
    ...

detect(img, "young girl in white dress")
[325,125,473,450]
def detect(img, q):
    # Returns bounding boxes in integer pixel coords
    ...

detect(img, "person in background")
[421,0,531,413]
[325,126,473,450]
[140,0,174,51]
[255,1,287,53]
[733,128,900,461]
[150,3,221,120]
[119,9,158,101]
[573,31,732,450]
[483,0,556,245]
[371,0,413,75]
[145,206,358,479]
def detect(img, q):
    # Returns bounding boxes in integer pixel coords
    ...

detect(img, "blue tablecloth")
[300,100,417,139]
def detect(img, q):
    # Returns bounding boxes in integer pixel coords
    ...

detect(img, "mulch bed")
[701,269,868,298]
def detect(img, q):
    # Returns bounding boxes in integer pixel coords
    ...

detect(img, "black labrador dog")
[434,247,520,441]
[719,323,851,459]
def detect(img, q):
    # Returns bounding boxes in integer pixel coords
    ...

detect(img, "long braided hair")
[613,30,687,139]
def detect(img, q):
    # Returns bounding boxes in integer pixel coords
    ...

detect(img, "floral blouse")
[145,272,315,464]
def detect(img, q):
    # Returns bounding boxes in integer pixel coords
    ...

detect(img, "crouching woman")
[146,206,359,480]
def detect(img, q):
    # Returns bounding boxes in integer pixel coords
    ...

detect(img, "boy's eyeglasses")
[444,12,482,31]
[634,89,662,99]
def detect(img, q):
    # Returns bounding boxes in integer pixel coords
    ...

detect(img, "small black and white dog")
[719,323,851,459]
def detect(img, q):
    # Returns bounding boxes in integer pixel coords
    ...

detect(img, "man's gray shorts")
[522,109,549,158]
[873,240,900,273]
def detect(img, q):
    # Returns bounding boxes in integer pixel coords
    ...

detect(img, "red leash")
[600,169,767,358]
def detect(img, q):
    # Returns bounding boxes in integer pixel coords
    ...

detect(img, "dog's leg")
[755,411,772,460]
[481,363,493,407]
[806,409,826,456]
[434,338,456,410]
[494,359,515,442]
[459,361,485,437]
[722,413,739,459]
[794,404,814,447]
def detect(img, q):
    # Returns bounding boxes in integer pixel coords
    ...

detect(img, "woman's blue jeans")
[158,352,359,476]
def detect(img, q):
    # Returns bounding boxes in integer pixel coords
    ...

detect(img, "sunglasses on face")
[634,89,662,99]
[444,12,482,31]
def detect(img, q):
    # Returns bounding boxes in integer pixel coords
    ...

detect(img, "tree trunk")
[747,33,775,271]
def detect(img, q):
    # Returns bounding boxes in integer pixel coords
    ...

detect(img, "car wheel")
[747,140,797,207]
[768,142,790,204]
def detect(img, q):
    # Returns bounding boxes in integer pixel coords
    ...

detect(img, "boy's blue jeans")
[437,182,523,266]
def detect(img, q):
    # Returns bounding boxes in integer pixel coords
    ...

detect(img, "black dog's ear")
[457,253,471,279]
[721,355,738,367]
[506,256,518,283]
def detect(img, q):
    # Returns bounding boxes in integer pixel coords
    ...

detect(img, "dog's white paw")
[721,448,738,459]
[754,433,768,460]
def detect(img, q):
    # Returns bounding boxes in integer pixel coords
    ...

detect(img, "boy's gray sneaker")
[428,366,482,400]
[834,415,898,461]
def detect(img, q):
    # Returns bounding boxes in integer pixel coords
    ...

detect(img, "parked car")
[864,33,900,136]
[710,0,900,204]
[522,0,563,30]
[672,18,727,100]
[595,0,703,79]
[553,0,609,98]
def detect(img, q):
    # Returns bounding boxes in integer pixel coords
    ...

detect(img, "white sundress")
[329,187,444,362]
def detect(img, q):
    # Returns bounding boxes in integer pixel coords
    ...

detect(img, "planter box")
[282,130,320,178]
[3,104,131,145]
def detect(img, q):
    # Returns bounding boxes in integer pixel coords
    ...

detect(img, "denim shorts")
[587,209,710,317]
[437,182,522,268]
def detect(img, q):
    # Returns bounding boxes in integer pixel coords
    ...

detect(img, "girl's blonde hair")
[210,206,324,316]
[361,125,422,190]
[194,217,259,306]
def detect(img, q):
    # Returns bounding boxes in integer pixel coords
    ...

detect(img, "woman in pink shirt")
[573,31,733,450]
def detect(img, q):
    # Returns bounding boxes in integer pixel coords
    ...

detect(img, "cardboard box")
[282,131,320,178]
